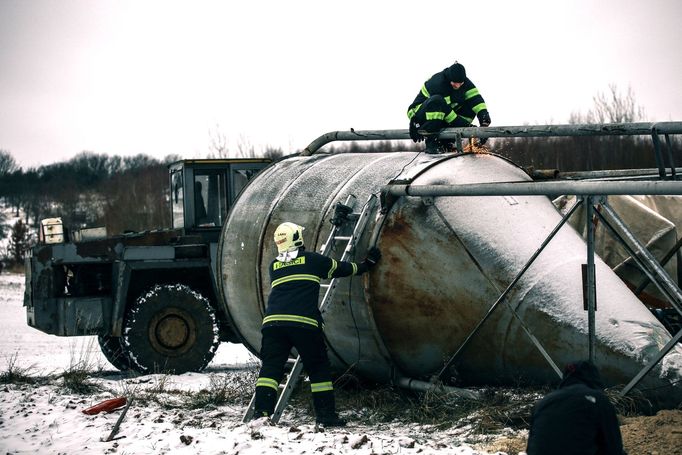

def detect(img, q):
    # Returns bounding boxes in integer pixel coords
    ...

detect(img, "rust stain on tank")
[369,203,494,375]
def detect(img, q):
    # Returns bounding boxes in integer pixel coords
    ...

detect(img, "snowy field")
[0,273,526,455]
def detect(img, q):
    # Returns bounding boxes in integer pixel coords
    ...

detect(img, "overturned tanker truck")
[24,122,682,408]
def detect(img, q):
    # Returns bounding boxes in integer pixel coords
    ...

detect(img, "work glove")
[477,111,491,145]
[478,111,491,127]
[409,120,424,143]
[363,247,382,268]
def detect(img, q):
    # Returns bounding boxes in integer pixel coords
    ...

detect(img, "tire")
[122,284,220,374]
[97,334,132,371]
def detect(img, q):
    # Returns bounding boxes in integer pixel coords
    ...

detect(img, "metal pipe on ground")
[394,376,480,401]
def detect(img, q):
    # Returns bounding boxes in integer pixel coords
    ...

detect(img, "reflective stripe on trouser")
[310,381,334,393]
[263,314,319,328]
[256,377,279,391]
[415,95,458,132]
[254,325,334,417]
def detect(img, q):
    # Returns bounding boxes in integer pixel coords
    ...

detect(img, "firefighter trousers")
[253,325,337,419]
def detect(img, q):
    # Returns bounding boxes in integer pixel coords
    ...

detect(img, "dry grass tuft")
[0,352,36,384]
[60,340,104,394]
[184,370,258,409]
[333,375,543,432]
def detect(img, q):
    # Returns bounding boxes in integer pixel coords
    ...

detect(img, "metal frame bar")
[384,181,682,198]
[381,179,682,397]
[599,202,682,313]
[634,237,682,296]
[302,122,682,182]
[592,210,680,309]
[302,122,682,160]
[585,196,598,362]
[665,134,677,179]
[587,202,682,395]
[436,200,584,380]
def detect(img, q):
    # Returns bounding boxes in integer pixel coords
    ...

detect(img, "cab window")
[194,172,226,227]
[171,169,184,229]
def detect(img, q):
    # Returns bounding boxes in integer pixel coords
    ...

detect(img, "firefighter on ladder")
[407,61,492,153]
[252,222,381,426]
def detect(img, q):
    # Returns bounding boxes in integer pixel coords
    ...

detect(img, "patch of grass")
[121,368,259,412]
[60,340,103,394]
[465,387,542,433]
[184,370,258,409]
[607,387,652,416]
[148,373,172,394]
[2,262,26,274]
[61,367,101,393]
[476,435,528,455]
[334,375,544,432]
[0,352,36,384]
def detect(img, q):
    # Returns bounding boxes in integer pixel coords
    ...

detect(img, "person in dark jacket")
[252,222,381,426]
[407,61,491,153]
[526,360,625,455]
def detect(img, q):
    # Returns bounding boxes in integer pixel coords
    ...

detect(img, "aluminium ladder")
[242,194,378,424]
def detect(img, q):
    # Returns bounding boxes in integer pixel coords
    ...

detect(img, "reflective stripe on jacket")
[263,250,366,330]
[407,69,488,127]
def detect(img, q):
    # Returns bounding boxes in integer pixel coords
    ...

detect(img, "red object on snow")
[82,397,127,415]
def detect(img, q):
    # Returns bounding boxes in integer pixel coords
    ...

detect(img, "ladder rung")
[333,236,352,241]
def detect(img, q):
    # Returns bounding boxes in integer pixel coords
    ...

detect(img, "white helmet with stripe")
[274,222,305,253]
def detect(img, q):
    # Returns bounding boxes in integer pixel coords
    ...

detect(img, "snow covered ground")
[0,273,527,455]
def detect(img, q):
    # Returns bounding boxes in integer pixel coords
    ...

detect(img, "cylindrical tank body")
[218,152,682,406]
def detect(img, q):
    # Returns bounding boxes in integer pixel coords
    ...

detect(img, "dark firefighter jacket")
[262,249,367,330]
[407,69,489,127]
[526,361,625,455]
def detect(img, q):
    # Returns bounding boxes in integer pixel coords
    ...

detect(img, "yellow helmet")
[274,222,305,253]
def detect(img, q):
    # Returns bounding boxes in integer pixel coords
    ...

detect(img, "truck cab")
[169,159,266,241]
[24,158,271,374]
[168,159,270,281]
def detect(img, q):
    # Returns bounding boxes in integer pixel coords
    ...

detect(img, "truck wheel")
[122,284,220,374]
[97,334,132,371]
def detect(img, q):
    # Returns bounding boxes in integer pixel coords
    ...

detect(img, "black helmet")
[446,62,466,83]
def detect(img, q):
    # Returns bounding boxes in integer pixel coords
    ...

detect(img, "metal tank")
[218,151,682,406]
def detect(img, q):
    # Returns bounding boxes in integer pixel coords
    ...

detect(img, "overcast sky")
[1,0,681,169]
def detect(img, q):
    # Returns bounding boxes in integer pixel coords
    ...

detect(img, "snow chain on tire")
[122,283,220,374]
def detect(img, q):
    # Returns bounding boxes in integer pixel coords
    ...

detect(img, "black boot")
[253,386,277,420]
[312,391,347,427]
[425,136,447,154]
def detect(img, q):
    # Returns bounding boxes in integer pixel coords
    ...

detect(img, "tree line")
[0,152,179,266]
[494,85,681,172]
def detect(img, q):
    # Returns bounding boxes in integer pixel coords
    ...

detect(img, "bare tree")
[588,84,645,123]
[236,134,256,157]
[208,124,230,157]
